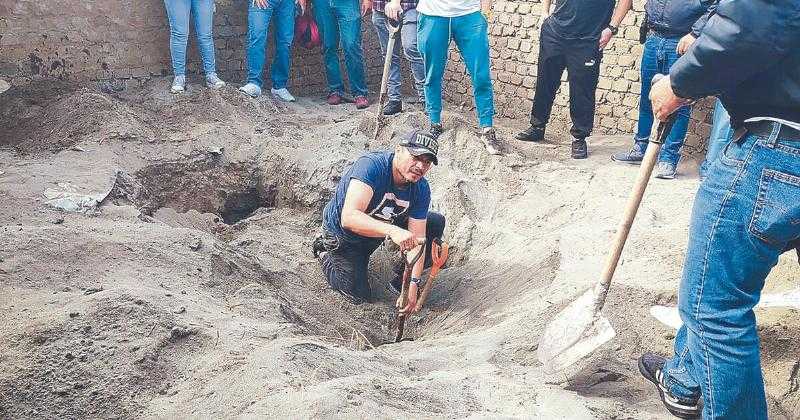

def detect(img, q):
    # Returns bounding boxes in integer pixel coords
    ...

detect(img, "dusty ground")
[0,80,797,419]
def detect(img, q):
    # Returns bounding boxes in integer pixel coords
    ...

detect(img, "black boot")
[515,124,545,142]
[382,100,402,116]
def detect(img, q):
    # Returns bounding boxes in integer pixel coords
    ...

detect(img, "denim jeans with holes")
[662,126,800,419]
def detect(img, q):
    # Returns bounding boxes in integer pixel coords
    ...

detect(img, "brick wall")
[442,0,714,155]
[1,0,713,154]
[0,0,385,95]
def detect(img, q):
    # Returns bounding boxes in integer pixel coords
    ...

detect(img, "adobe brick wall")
[0,0,386,95]
[442,0,714,155]
[1,0,713,154]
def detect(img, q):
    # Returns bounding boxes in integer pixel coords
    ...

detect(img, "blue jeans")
[371,10,425,102]
[635,34,691,166]
[312,0,368,96]
[246,0,296,88]
[700,99,733,178]
[418,11,494,127]
[164,0,218,76]
[662,128,800,419]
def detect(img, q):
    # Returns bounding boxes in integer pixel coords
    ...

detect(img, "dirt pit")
[0,80,798,419]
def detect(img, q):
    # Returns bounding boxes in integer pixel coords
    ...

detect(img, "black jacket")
[645,0,717,38]
[669,0,800,125]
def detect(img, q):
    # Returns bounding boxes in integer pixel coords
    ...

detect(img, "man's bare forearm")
[610,0,632,26]
[341,210,399,238]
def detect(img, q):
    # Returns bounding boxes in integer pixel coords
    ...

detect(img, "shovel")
[395,240,425,342]
[415,238,450,312]
[651,288,800,330]
[537,74,678,373]
[372,14,403,143]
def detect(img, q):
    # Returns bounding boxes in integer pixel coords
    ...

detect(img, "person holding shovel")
[312,130,446,313]
[368,0,426,116]
[639,0,800,417]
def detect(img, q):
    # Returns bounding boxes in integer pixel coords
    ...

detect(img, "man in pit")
[312,130,445,314]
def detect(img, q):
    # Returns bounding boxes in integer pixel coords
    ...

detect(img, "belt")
[743,120,800,141]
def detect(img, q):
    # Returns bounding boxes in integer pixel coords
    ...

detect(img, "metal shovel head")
[537,288,616,374]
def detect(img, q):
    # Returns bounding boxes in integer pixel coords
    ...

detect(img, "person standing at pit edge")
[417,0,501,156]
[639,0,800,417]
[368,0,426,116]
[515,0,632,159]
[239,0,307,101]
[610,0,718,179]
[312,130,446,312]
[313,0,371,109]
[164,0,226,93]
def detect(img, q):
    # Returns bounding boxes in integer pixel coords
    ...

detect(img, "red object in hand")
[295,14,320,49]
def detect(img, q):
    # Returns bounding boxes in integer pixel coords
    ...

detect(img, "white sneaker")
[205,73,226,89]
[271,87,296,102]
[239,83,261,98]
[170,75,185,94]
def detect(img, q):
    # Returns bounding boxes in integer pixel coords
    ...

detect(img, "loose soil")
[1,80,797,419]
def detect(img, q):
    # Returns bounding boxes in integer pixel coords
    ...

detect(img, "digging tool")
[651,288,800,330]
[372,14,403,144]
[414,238,449,312]
[395,241,425,343]
[537,74,678,373]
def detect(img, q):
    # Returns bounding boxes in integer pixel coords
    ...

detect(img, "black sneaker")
[429,123,444,139]
[481,127,502,155]
[638,353,702,419]
[383,100,402,116]
[571,137,588,159]
[515,125,545,142]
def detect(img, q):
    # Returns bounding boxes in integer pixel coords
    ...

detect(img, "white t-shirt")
[416,0,481,17]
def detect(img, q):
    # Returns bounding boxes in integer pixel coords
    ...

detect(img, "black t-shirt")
[545,0,615,41]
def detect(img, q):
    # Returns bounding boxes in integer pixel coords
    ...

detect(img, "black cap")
[399,130,439,165]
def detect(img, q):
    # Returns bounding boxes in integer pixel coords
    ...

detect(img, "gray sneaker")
[205,73,226,89]
[655,162,677,179]
[611,141,648,164]
[271,87,296,102]
[238,82,261,98]
[481,127,502,155]
[170,75,186,94]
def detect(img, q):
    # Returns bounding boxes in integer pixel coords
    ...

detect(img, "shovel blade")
[537,288,616,373]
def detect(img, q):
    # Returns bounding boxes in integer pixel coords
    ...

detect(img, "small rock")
[65,352,75,360]
[51,216,65,225]
[62,287,71,292]
[189,238,203,251]
[174,306,186,314]
[84,286,103,296]
[170,326,197,340]
[134,299,145,305]
[70,146,85,152]
[69,312,80,318]
[208,146,224,156]
[663,332,676,340]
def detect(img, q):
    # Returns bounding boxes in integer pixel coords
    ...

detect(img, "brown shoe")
[327,92,343,105]
[355,96,369,109]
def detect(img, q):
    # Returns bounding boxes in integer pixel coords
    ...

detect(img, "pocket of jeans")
[720,135,746,166]
[749,169,800,245]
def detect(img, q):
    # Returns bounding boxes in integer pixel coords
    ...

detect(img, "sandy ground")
[0,80,797,419]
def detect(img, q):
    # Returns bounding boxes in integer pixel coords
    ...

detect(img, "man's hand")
[361,0,372,16]
[384,0,402,20]
[676,33,696,55]
[254,0,269,9]
[598,27,613,50]
[389,227,419,252]
[397,282,420,314]
[649,75,690,121]
[480,0,492,20]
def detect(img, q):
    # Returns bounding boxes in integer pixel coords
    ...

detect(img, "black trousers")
[529,24,602,139]
[320,212,446,303]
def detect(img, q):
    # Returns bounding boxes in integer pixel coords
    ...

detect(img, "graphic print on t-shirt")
[368,192,410,223]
